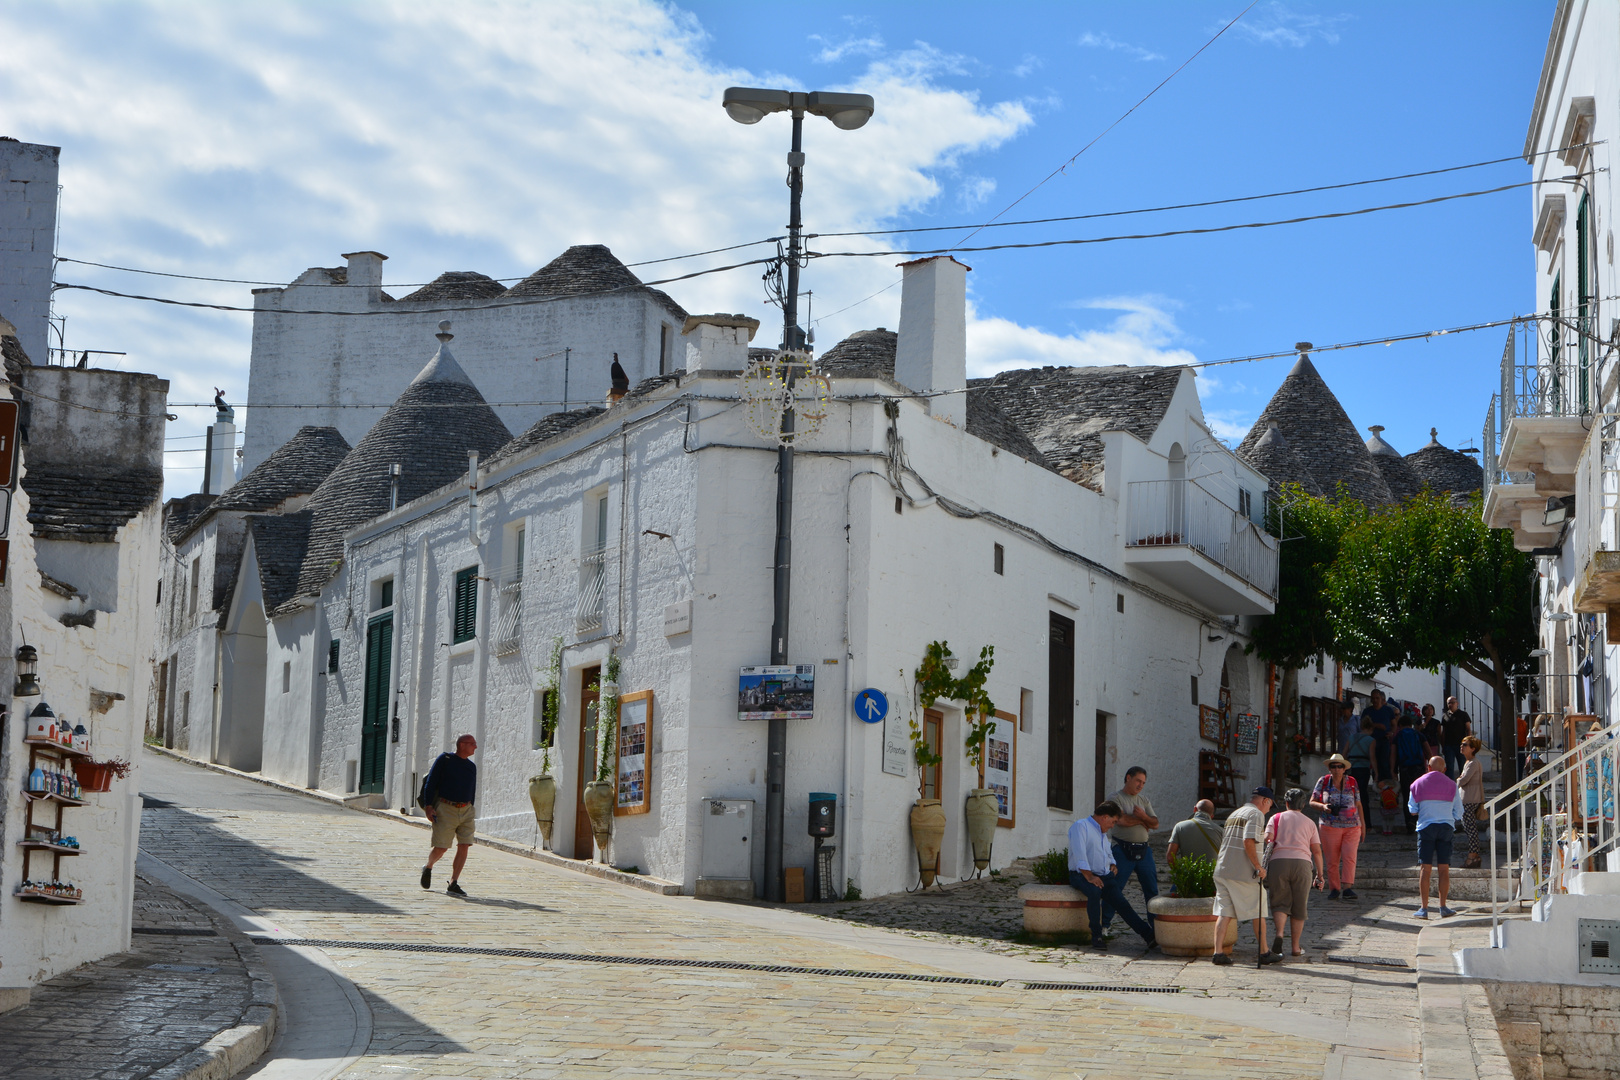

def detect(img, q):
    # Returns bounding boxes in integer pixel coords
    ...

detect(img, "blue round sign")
[853,688,889,724]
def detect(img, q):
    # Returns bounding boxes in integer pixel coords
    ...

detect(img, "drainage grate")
[1022,982,1181,993]
[133,927,219,937]
[249,938,1004,986]
[1325,954,1411,969]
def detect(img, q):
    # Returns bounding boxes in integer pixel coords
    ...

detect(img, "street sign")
[0,400,17,490]
[853,688,888,724]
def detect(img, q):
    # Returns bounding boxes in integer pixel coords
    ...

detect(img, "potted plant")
[1016,849,1090,942]
[906,678,946,887]
[72,757,131,794]
[581,654,620,863]
[528,639,563,849]
[915,642,1001,875]
[1146,855,1237,956]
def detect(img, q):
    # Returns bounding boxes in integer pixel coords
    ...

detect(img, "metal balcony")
[1124,478,1278,615]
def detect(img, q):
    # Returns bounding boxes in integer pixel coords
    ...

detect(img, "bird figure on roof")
[610,353,629,394]
[214,387,229,412]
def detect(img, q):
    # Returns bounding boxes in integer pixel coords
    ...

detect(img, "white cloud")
[810,32,885,64]
[1230,3,1351,48]
[1078,31,1164,62]
[0,0,1032,495]
[1011,53,1043,78]
[965,294,1198,378]
[1200,408,1256,445]
[957,176,996,209]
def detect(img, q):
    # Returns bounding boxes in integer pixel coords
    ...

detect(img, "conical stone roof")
[1405,428,1483,499]
[1237,355,1392,505]
[1364,426,1424,502]
[268,328,512,614]
[1238,422,1324,497]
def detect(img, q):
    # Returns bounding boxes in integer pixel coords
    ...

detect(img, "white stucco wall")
[0,139,58,369]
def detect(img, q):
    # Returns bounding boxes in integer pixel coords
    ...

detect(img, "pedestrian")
[1335,698,1359,756]
[1263,789,1324,958]
[1310,753,1364,900]
[1345,717,1382,833]
[1166,799,1222,870]
[1408,756,1466,919]
[1362,690,1398,789]
[1420,704,1443,760]
[1067,800,1157,952]
[1102,766,1158,932]
[1394,716,1427,833]
[1457,736,1485,868]
[1211,786,1282,967]
[419,733,478,896]
[1442,696,1473,778]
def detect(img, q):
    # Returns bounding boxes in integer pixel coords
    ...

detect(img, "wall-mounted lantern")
[14,644,40,697]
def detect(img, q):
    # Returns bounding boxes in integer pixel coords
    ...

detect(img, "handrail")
[1125,477,1279,598]
[1487,719,1619,943]
[575,549,608,633]
[491,569,523,657]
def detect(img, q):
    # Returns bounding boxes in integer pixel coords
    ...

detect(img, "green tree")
[1247,486,1366,784]
[1325,492,1535,786]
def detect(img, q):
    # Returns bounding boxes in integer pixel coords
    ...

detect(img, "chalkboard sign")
[1233,713,1262,755]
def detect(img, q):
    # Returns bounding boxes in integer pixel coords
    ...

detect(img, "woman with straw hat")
[1310,753,1365,900]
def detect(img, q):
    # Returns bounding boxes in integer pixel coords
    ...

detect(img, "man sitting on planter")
[1068,800,1158,953]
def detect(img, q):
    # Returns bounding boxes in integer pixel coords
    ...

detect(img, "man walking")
[1068,800,1157,953]
[1394,716,1427,833]
[1167,799,1221,869]
[1102,766,1158,931]
[1441,696,1472,778]
[1212,786,1281,967]
[1362,690,1398,793]
[419,733,478,896]
[1408,756,1465,919]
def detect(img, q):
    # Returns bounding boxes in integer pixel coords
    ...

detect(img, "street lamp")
[723,85,873,903]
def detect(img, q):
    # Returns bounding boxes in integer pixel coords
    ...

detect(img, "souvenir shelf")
[16,738,88,906]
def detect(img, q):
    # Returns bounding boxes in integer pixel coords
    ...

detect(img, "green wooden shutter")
[453,567,478,643]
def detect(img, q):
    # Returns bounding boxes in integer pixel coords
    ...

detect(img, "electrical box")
[695,798,754,900]
[1578,919,1620,975]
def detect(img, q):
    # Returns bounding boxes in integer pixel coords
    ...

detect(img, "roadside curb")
[140,871,280,1080]
[143,745,682,896]
[1414,921,1514,1080]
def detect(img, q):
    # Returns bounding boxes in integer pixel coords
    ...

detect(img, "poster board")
[738,665,815,720]
[882,707,910,777]
[1233,712,1262,755]
[614,691,653,815]
[983,710,1017,828]
[1199,704,1223,743]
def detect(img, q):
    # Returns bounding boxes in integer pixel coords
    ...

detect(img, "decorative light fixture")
[13,644,39,697]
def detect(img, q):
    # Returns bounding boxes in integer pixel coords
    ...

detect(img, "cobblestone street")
[116,750,1442,1079]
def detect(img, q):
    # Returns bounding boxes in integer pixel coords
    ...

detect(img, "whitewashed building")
[241,245,689,472]
[203,255,1283,898]
[0,319,166,1000]
[0,138,56,372]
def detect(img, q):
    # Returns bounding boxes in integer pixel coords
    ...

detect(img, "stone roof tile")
[213,426,351,514]
[1238,423,1325,497]
[486,406,607,470]
[24,465,163,542]
[1237,355,1393,505]
[163,493,218,544]
[504,244,687,320]
[397,271,507,303]
[1405,429,1484,499]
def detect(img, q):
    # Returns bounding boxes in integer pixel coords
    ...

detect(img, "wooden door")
[1047,612,1075,811]
[1094,712,1109,812]
[573,665,601,858]
[359,614,393,794]
[919,710,943,800]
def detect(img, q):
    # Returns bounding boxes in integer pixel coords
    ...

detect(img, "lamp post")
[723,87,873,902]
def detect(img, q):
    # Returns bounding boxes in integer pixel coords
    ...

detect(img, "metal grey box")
[1578,919,1620,975]
[697,798,754,899]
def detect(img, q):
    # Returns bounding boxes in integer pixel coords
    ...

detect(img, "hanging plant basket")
[72,757,130,793]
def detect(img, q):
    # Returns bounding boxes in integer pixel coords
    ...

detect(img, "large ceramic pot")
[528,774,557,850]
[1017,883,1090,942]
[964,788,998,872]
[1146,894,1236,957]
[582,779,615,862]
[909,799,946,886]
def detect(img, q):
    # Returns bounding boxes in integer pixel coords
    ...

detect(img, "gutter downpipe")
[843,463,885,901]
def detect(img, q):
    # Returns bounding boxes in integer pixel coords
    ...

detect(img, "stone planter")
[528,774,557,850]
[1017,883,1090,941]
[964,788,998,872]
[1146,894,1235,957]
[582,779,615,863]
[909,799,946,886]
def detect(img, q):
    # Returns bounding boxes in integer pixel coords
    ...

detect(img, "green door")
[360,614,393,794]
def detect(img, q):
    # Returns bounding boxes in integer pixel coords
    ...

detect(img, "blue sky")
[0,1,1554,492]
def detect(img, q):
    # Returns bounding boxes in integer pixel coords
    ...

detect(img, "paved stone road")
[134,751,1426,1079]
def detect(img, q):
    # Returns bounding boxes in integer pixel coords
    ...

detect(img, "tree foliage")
[1247,485,1368,669]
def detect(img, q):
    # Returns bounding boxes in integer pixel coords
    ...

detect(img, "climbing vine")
[912,642,998,778]
[596,652,622,783]
[535,637,563,775]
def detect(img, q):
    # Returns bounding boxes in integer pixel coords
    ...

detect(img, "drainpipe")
[467,452,479,542]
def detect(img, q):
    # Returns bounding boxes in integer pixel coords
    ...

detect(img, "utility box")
[808,792,836,838]
[695,798,754,901]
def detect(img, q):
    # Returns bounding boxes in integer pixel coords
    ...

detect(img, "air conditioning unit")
[695,798,754,901]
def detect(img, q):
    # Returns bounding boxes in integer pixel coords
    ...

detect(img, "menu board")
[615,691,653,815]
[1233,712,1262,755]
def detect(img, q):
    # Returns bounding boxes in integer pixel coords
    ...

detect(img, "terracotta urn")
[1017,883,1090,941]
[909,799,946,886]
[964,788,998,872]
[528,774,557,849]
[582,779,615,862]
[1146,894,1236,957]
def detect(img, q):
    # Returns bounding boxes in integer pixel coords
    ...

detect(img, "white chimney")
[682,314,760,371]
[894,256,968,428]
[206,416,236,494]
[342,250,388,291]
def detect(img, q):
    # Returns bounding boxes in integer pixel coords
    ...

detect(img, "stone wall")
[0,139,58,369]
[1486,982,1620,1080]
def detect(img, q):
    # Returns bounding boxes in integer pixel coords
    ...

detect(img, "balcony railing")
[575,549,607,634]
[491,569,523,656]
[1499,317,1591,421]
[1125,478,1279,599]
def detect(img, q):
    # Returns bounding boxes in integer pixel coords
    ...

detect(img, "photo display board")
[615,691,653,815]
[737,665,815,720]
[983,710,1017,827]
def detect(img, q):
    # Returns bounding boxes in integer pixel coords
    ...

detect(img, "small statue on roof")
[214,387,235,422]
[610,353,629,394]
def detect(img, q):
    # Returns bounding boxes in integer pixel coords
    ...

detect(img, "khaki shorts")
[431,800,476,848]
[1213,873,1264,921]
[1265,858,1313,921]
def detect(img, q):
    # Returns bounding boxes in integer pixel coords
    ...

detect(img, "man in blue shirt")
[419,733,478,896]
[1069,800,1157,952]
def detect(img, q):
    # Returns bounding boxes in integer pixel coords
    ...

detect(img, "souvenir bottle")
[28,765,46,792]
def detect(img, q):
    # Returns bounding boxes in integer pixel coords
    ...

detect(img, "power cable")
[958,1,1259,244]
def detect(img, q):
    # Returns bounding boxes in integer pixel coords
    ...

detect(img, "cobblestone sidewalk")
[0,871,275,1080]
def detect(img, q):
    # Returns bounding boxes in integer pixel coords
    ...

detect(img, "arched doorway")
[219,601,267,772]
